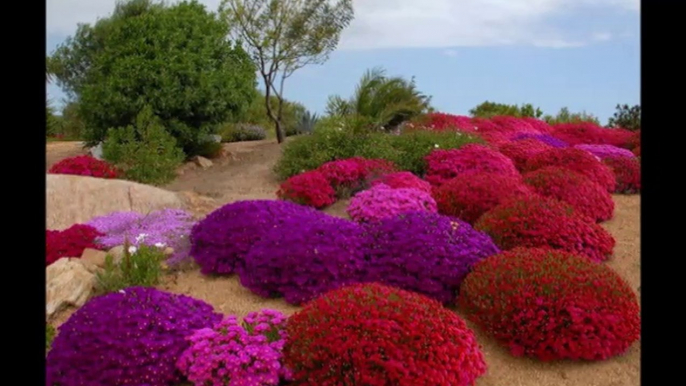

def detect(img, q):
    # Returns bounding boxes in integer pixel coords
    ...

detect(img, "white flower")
[128,246,138,254]
[135,233,148,242]
[118,289,126,294]
[434,144,439,148]
[154,242,166,248]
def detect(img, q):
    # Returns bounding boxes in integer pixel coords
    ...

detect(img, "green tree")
[234,89,307,136]
[607,104,640,131]
[543,107,600,125]
[220,0,354,143]
[469,101,543,119]
[49,0,257,155]
[325,67,432,132]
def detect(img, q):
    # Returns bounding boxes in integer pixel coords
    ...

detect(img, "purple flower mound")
[46,287,222,386]
[574,144,635,159]
[177,310,293,386]
[238,213,367,305]
[190,200,322,275]
[511,133,569,148]
[347,183,438,223]
[364,212,500,304]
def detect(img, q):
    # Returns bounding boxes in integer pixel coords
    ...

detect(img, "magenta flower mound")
[177,310,293,386]
[424,144,519,187]
[347,183,438,223]
[370,171,432,193]
[364,212,500,304]
[238,213,367,305]
[86,209,196,266]
[190,200,322,275]
[510,133,569,148]
[574,144,636,159]
[46,287,222,386]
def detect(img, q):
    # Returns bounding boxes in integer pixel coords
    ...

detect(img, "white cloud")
[592,32,613,41]
[443,49,458,57]
[46,0,639,51]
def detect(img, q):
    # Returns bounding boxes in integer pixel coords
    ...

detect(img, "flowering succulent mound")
[46,224,104,266]
[316,157,397,196]
[190,200,321,275]
[422,112,475,131]
[285,283,487,386]
[474,196,615,262]
[277,170,336,208]
[551,122,633,146]
[370,171,432,193]
[86,209,196,265]
[48,155,119,178]
[489,116,542,135]
[510,133,569,148]
[523,167,614,222]
[46,287,222,386]
[459,247,641,361]
[520,117,554,134]
[433,173,533,224]
[524,148,616,193]
[603,156,641,194]
[364,212,500,303]
[498,139,553,170]
[177,310,292,386]
[425,144,519,187]
[347,183,437,223]
[574,144,636,160]
[239,213,366,305]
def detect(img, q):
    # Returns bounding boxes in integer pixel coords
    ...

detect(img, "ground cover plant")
[524,147,617,193]
[276,170,337,208]
[347,183,437,223]
[603,156,641,194]
[369,171,432,193]
[46,224,104,266]
[574,144,636,159]
[498,139,553,170]
[48,155,119,179]
[424,144,519,187]
[95,244,166,294]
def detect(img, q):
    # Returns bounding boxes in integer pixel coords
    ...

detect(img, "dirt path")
[46,141,88,170]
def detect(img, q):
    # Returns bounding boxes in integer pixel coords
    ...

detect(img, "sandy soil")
[46,141,88,170]
[47,140,641,386]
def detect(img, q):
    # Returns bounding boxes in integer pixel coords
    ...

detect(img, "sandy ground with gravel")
[47,139,641,386]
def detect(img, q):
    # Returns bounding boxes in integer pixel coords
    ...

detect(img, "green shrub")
[188,140,224,159]
[607,104,640,131]
[221,123,267,142]
[95,243,166,295]
[387,130,483,175]
[103,106,185,185]
[46,324,56,351]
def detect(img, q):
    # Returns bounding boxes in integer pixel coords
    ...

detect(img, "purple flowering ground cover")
[510,133,570,148]
[574,144,636,159]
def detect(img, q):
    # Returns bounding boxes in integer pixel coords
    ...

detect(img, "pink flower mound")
[370,172,432,193]
[551,123,634,147]
[520,117,554,134]
[347,184,438,223]
[424,144,519,187]
[574,144,636,160]
[317,157,397,194]
[424,113,475,131]
[524,148,617,193]
[489,116,542,135]
[498,139,553,171]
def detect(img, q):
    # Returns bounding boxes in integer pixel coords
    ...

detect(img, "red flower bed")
[46,224,104,266]
[459,247,641,361]
[489,116,542,135]
[520,117,554,134]
[498,139,553,171]
[423,112,475,131]
[425,144,519,187]
[277,170,336,208]
[433,173,533,224]
[370,171,432,193]
[284,283,487,386]
[602,156,641,194]
[523,166,614,222]
[474,195,615,262]
[551,122,633,147]
[524,148,616,193]
[632,146,640,156]
[48,155,119,179]
[316,157,397,197]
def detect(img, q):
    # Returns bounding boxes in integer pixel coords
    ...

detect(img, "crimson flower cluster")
[459,247,641,361]
[318,157,397,193]
[284,283,487,386]
[433,173,534,224]
[276,170,336,208]
[474,195,615,262]
[498,139,553,170]
[603,156,641,194]
[523,166,615,223]
[347,183,437,223]
[46,287,222,386]
[489,116,543,135]
[425,144,519,186]
[524,148,617,193]
[48,155,119,179]
[574,144,636,160]
[551,122,634,147]
[46,224,104,266]
[633,146,640,156]
[370,171,432,193]
[364,212,500,303]
[422,112,475,131]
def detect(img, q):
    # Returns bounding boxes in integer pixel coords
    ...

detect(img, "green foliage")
[58,102,86,139]
[49,0,257,155]
[607,104,640,131]
[46,102,60,137]
[325,67,432,131]
[230,89,307,137]
[388,130,483,175]
[296,110,319,134]
[220,123,267,142]
[103,106,185,185]
[95,243,166,295]
[543,107,601,125]
[469,101,543,119]
[192,140,224,159]
[46,324,56,351]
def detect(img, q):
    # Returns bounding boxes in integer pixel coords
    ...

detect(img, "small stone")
[560,371,569,380]
[163,247,175,255]
[107,245,126,265]
[46,258,97,319]
[80,248,108,268]
[192,156,213,169]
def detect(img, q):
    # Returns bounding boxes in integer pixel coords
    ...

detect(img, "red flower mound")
[423,112,474,131]
[433,173,533,224]
[46,224,104,266]
[459,247,641,361]
[524,148,616,193]
[602,156,641,194]
[523,166,614,223]
[474,195,615,262]
[632,146,640,156]
[520,117,554,134]
[49,155,119,179]
[425,144,519,187]
[277,170,336,208]
[551,122,633,147]
[284,283,487,386]
[489,116,542,135]
[498,139,553,170]
[370,171,432,193]
[317,157,397,192]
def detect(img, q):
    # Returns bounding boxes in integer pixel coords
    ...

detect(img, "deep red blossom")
[370,171,432,193]
[523,166,614,222]
[422,113,475,131]
[474,195,615,262]
[524,148,617,193]
[489,116,542,135]
[459,247,641,361]
[46,224,104,266]
[425,144,519,187]
[602,156,641,194]
[498,139,553,170]
[49,155,119,179]
[285,283,487,386]
[551,122,634,147]
[520,117,554,134]
[316,157,397,197]
[277,171,336,209]
[632,146,640,156]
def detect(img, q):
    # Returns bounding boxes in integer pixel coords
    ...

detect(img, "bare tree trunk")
[262,76,285,144]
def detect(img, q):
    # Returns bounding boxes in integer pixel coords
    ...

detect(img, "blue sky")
[46,0,640,124]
